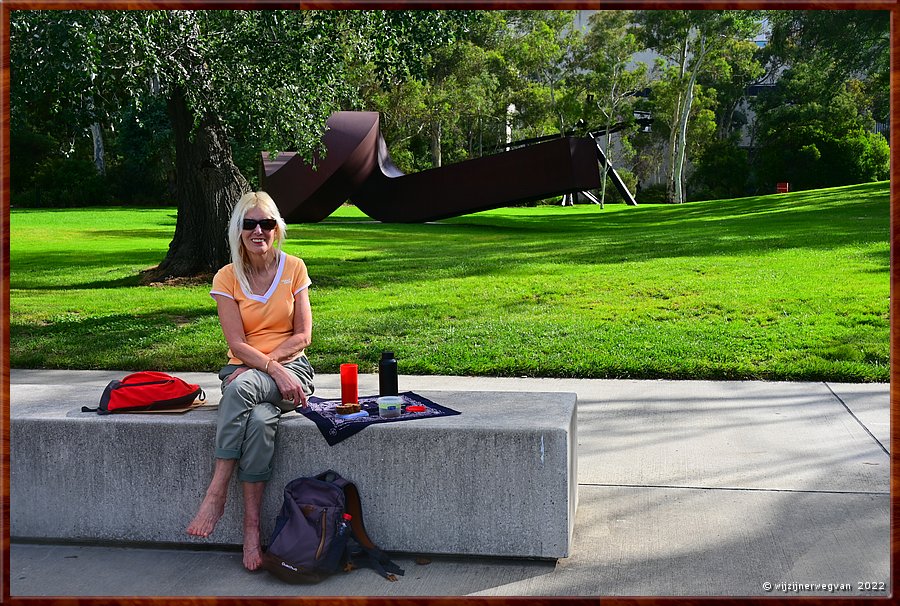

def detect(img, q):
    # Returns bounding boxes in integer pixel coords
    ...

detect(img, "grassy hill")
[9,180,889,381]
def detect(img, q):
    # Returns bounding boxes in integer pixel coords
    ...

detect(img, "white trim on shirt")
[209,290,234,301]
[292,279,312,296]
[239,251,287,304]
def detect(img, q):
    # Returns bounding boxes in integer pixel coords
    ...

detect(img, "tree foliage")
[635,10,761,203]
[360,10,587,173]
[11,9,472,278]
[10,8,890,230]
[503,10,582,136]
[752,62,889,191]
[763,10,889,122]
[572,10,648,206]
[698,36,765,140]
[750,11,889,193]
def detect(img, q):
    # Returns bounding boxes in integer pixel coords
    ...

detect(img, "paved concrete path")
[9,370,891,597]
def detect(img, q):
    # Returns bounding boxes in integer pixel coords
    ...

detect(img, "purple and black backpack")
[261,470,404,584]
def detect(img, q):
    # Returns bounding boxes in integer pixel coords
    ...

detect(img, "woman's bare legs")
[242,480,267,571]
[187,458,236,538]
[186,461,267,572]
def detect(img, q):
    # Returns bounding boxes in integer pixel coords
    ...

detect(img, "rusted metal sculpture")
[261,111,628,224]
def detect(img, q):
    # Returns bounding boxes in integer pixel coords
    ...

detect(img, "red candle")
[340,363,358,404]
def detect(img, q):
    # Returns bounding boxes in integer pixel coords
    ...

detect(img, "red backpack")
[82,371,206,414]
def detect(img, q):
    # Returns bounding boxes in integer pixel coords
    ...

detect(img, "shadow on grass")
[10,182,889,293]
[10,308,222,371]
[12,249,176,290]
[296,183,888,289]
[9,184,888,380]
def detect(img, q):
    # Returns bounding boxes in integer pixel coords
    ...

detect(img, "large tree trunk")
[666,35,691,204]
[673,80,694,204]
[666,106,680,203]
[143,87,248,282]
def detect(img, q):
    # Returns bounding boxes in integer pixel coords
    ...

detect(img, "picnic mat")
[298,391,461,446]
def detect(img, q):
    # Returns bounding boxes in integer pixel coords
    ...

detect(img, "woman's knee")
[224,370,278,405]
[287,357,316,395]
[245,401,280,431]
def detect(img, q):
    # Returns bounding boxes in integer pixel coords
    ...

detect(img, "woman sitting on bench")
[187,191,316,571]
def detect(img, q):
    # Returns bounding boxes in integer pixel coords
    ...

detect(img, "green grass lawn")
[9,180,889,381]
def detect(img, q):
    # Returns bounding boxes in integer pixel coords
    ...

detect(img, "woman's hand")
[223,367,250,387]
[269,362,308,408]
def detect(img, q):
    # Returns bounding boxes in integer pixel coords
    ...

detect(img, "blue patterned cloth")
[298,391,461,446]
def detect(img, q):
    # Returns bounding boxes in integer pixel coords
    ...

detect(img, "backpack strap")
[349,542,405,581]
[315,470,405,581]
[342,482,375,550]
[315,471,376,549]
[83,379,121,414]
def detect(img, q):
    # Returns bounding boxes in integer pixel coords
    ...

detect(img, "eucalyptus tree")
[634,10,761,203]
[575,10,648,207]
[684,36,764,200]
[417,40,501,168]
[699,36,765,140]
[360,10,511,171]
[11,9,469,279]
[503,10,583,138]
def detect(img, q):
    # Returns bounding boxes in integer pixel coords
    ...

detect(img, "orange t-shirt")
[210,251,311,365]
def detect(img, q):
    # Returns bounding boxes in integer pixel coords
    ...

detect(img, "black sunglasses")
[242,218,278,231]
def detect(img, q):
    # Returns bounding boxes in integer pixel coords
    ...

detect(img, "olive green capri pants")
[215,356,315,482]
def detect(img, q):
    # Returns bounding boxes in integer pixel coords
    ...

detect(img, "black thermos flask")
[379,351,398,396]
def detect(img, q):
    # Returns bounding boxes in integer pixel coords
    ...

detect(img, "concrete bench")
[10,370,577,559]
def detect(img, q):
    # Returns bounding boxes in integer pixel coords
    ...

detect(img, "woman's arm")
[214,292,311,407]
[214,295,272,373]
[266,288,312,363]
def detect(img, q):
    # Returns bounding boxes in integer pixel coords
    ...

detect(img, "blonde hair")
[228,191,288,296]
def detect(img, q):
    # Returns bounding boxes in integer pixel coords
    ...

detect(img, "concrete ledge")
[11,376,577,559]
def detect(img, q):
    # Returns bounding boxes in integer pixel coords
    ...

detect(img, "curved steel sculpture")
[260,111,608,223]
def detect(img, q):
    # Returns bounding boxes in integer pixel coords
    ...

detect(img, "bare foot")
[186,492,226,538]
[243,525,263,571]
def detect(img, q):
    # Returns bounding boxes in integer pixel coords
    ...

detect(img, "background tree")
[763,10,889,127]
[11,9,471,279]
[687,36,764,200]
[11,11,132,206]
[574,10,648,207]
[354,11,507,172]
[635,60,718,202]
[751,62,889,191]
[750,9,889,192]
[418,41,500,168]
[503,10,583,138]
[701,37,765,141]
[635,10,761,203]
